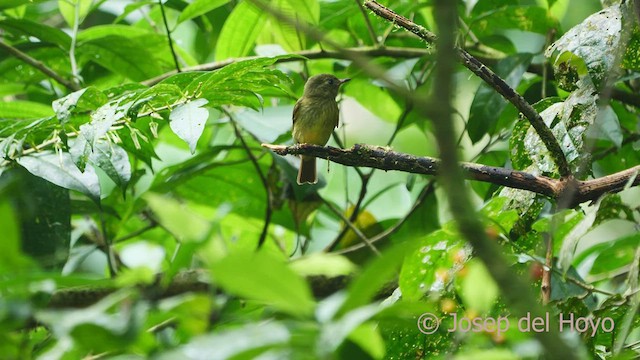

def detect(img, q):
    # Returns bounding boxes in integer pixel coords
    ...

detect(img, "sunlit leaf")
[546,4,623,90]
[17,151,100,202]
[178,0,230,24]
[215,0,267,60]
[169,98,209,154]
[210,250,315,317]
[90,142,131,190]
[0,18,71,49]
[0,101,54,119]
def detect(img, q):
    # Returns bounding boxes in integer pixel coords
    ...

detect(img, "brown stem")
[0,40,81,92]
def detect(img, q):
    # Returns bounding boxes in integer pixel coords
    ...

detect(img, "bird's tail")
[297,156,317,184]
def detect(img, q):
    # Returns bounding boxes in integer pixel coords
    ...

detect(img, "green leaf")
[558,198,602,273]
[57,0,93,27]
[76,24,153,41]
[319,303,386,357]
[0,194,33,273]
[77,35,163,81]
[10,168,70,268]
[215,0,268,60]
[348,323,385,360]
[16,151,100,202]
[269,0,320,52]
[210,250,315,317]
[399,227,465,301]
[157,322,290,360]
[344,78,401,122]
[53,87,107,124]
[185,56,295,109]
[290,253,357,277]
[144,193,211,243]
[585,105,623,148]
[468,53,533,143]
[178,0,230,24]
[545,4,623,90]
[90,143,131,190]
[0,101,54,119]
[456,259,499,314]
[169,98,209,154]
[472,6,553,36]
[0,18,71,49]
[623,29,640,71]
[113,1,154,24]
[0,0,47,10]
[340,243,412,315]
[588,233,640,275]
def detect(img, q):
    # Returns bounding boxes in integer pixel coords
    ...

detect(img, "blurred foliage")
[0,0,640,358]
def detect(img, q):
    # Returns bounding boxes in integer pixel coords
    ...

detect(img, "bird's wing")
[292,99,301,126]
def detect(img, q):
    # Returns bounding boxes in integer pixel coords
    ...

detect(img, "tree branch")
[364,0,572,178]
[263,143,640,206]
[0,40,81,92]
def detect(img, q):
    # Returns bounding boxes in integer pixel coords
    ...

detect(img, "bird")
[292,74,350,184]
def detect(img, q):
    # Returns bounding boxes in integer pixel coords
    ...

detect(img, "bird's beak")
[339,78,351,85]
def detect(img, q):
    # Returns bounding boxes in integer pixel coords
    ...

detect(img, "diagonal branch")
[364,0,572,178]
[0,40,81,92]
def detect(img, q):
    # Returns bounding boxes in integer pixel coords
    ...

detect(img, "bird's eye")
[327,79,335,85]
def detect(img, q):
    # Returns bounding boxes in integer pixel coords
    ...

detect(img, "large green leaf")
[90,143,131,191]
[16,151,100,202]
[399,226,465,301]
[210,250,315,317]
[185,55,295,109]
[177,0,230,24]
[269,0,320,52]
[0,101,54,119]
[468,53,533,143]
[0,0,47,10]
[0,18,71,50]
[215,0,268,60]
[77,35,164,81]
[545,4,623,90]
[157,322,291,359]
[57,0,93,27]
[471,5,554,36]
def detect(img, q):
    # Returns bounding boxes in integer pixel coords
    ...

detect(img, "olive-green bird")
[292,74,350,184]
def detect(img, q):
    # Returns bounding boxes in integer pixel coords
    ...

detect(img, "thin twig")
[320,197,381,256]
[69,0,80,83]
[158,0,181,73]
[354,0,378,45]
[336,180,435,254]
[226,110,273,249]
[113,221,158,243]
[0,40,81,92]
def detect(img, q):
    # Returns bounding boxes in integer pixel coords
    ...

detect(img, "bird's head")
[303,74,350,99]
